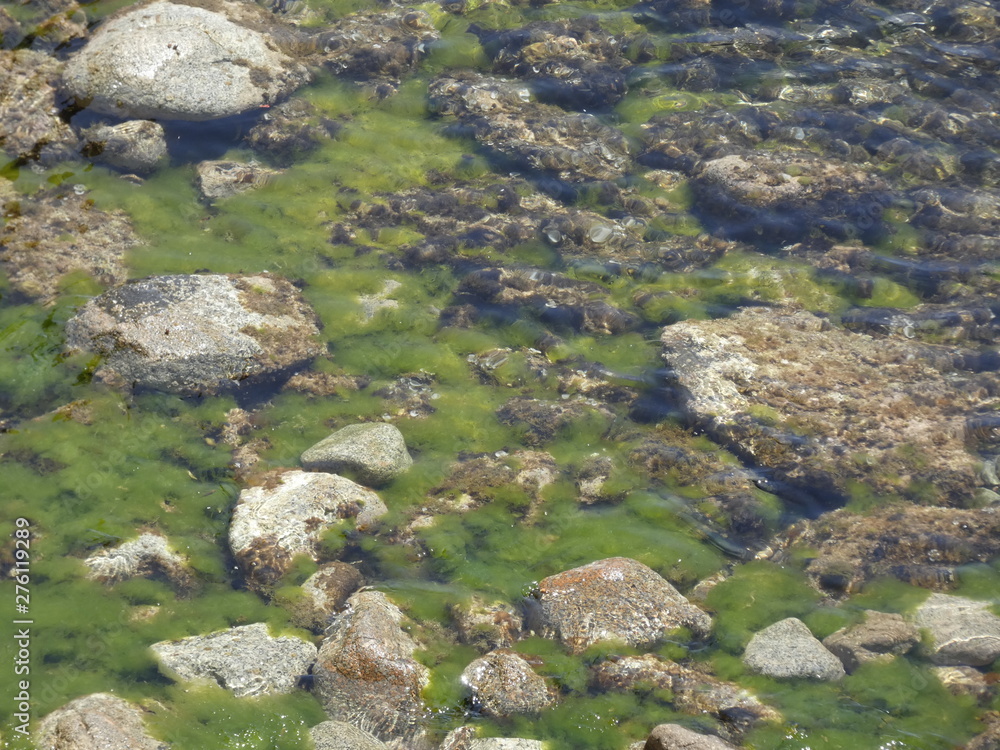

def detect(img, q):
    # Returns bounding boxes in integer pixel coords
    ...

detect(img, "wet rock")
[301,422,413,487]
[245,97,341,164]
[473,18,632,109]
[821,611,920,673]
[230,469,387,592]
[291,562,365,632]
[1,188,142,305]
[36,693,168,750]
[775,505,1000,595]
[81,121,167,174]
[62,0,309,120]
[65,274,322,395]
[839,304,999,345]
[312,590,430,747]
[528,557,712,654]
[743,617,845,681]
[310,720,388,750]
[372,371,438,419]
[497,396,614,446]
[0,50,78,162]
[461,649,555,717]
[643,724,736,750]
[5,0,87,52]
[429,73,631,182]
[196,161,282,201]
[452,597,524,652]
[151,622,316,697]
[660,306,992,506]
[933,666,996,704]
[468,741,545,750]
[359,279,402,321]
[84,533,192,590]
[913,593,1000,666]
[575,454,621,504]
[592,655,779,741]
[966,713,1000,750]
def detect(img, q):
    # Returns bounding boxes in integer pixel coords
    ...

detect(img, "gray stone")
[644,724,736,750]
[743,617,845,681]
[528,557,711,654]
[292,562,365,632]
[0,50,78,163]
[84,533,191,589]
[914,593,1000,666]
[62,0,309,121]
[37,693,168,750]
[81,121,167,173]
[301,422,413,487]
[469,742,546,750]
[309,720,387,750]
[229,470,386,592]
[313,591,429,746]
[461,649,554,717]
[196,160,283,201]
[65,274,322,395]
[822,611,919,673]
[151,622,316,697]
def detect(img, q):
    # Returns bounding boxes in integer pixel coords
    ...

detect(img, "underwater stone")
[81,121,167,174]
[644,724,737,750]
[229,469,386,592]
[62,0,309,120]
[313,591,430,747]
[36,693,169,750]
[196,160,283,201]
[301,422,413,487]
[151,622,316,697]
[65,274,322,395]
[310,720,387,750]
[84,533,191,590]
[743,617,845,681]
[914,593,1000,666]
[461,649,555,717]
[529,557,712,654]
[0,50,78,163]
[294,562,365,633]
[822,611,919,674]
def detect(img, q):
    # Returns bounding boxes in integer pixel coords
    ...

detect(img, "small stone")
[36,693,169,750]
[84,533,191,590]
[301,422,413,487]
[743,618,845,681]
[293,562,365,632]
[196,161,282,201]
[822,611,919,674]
[644,724,737,750]
[914,593,1000,666]
[452,597,523,652]
[309,720,387,750]
[151,623,316,697]
[81,121,167,173]
[461,649,555,717]
[933,666,995,703]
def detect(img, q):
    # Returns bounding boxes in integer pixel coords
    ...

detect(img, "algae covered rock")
[913,593,1000,667]
[151,622,316,697]
[528,557,711,654]
[229,469,386,592]
[301,422,413,486]
[37,693,168,750]
[195,160,283,201]
[312,590,430,746]
[822,611,919,673]
[65,274,322,395]
[743,617,845,681]
[292,561,365,632]
[643,724,736,750]
[461,649,555,717]
[62,0,309,120]
[84,532,191,590]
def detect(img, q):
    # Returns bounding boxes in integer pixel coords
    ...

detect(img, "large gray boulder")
[301,422,413,486]
[914,593,1000,666]
[461,649,555,717]
[312,591,430,746]
[62,0,309,121]
[229,470,386,592]
[37,693,169,750]
[528,557,711,654]
[151,622,316,697]
[65,274,322,395]
[743,618,845,681]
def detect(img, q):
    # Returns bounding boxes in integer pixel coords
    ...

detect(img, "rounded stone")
[743,617,845,681]
[81,120,167,173]
[914,593,1000,666]
[62,0,309,121]
[301,422,413,487]
[461,649,554,717]
[310,720,387,750]
[37,693,168,750]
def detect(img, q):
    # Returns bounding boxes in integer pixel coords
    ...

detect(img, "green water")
[2,0,1000,746]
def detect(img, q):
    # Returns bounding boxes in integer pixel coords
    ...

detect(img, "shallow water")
[2,0,1000,746]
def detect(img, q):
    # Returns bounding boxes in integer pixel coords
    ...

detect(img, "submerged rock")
[461,649,555,717]
[913,593,1000,667]
[528,557,711,654]
[301,422,413,487]
[1,188,142,305]
[822,611,920,674]
[84,533,191,590]
[196,160,282,201]
[452,597,524,653]
[230,469,386,592]
[65,274,322,395]
[0,50,78,163]
[310,720,387,750]
[643,724,737,750]
[245,97,341,164]
[36,693,168,750]
[660,306,992,506]
[62,0,309,120]
[151,622,316,697]
[312,591,430,746]
[80,121,167,173]
[291,562,365,633]
[497,396,614,446]
[743,618,845,681]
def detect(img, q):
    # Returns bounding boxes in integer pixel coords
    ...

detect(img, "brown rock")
[460,649,555,717]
